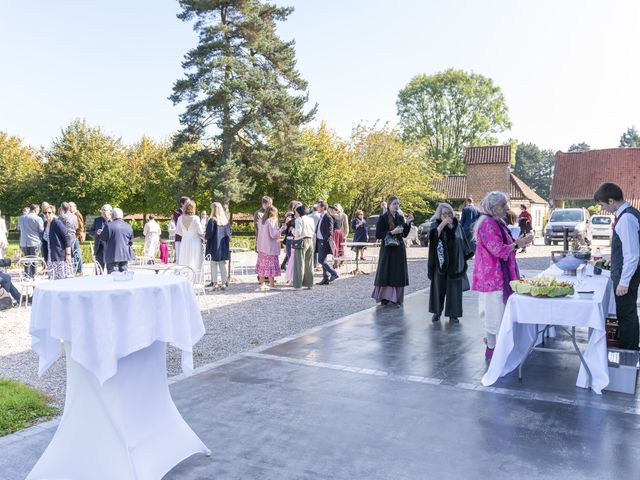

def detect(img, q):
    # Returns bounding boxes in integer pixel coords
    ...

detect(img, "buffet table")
[482,265,616,394]
[27,274,210,480]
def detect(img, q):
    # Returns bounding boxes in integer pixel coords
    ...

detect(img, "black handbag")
[291,238,304,249]
[383,233,400,247]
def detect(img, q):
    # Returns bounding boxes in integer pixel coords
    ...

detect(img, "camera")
[0,258,11,267]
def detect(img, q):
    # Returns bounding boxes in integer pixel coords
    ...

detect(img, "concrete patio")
[1,289,639,479]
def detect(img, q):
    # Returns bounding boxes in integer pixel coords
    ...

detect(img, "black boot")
[432,314,440,322]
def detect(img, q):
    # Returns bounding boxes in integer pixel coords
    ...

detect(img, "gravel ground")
[0,240,595,410]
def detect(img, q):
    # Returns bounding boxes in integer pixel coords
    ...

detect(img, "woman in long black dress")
[371,196,414,306]
[427,203,473,323]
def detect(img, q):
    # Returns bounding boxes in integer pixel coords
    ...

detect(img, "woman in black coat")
[371,195,414,306]
[41,206,74,280]
[205,202,232,290]
[427,203,473,323]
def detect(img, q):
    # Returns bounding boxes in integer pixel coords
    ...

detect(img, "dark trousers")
[107,261,129,274]
[281,238,292,269]
[21,246,38,277]
[0,272,21,303]
[613,279,640,350]
[95,248,106,272]
[318,242,337,281]
[429,271,463,317]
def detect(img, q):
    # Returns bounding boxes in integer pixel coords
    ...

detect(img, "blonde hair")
[184,199,196,216]
[473,191,509,240]
[262,206,278,224]
[210,202,229,226]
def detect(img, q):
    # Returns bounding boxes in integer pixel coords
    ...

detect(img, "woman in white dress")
[175,200,204,278]
[143,214,162,258]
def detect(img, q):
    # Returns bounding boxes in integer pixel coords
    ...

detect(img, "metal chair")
[165,265,210,316]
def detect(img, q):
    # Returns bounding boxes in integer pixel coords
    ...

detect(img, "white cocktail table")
[27,274,210,479]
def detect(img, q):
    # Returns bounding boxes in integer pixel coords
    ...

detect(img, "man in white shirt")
[594,182,640,350]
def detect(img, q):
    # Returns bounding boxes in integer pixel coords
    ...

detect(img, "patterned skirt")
[256,253,281,278]
[48,261,75,280]
[333,229,345,257]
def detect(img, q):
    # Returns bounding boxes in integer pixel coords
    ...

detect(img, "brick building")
[434,145,549,234]
[550,148,640,209]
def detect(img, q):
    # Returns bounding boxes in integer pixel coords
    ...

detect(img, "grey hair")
[431,202,454,221]
[473,191,509,239]
[111,208,124,220]
[101,204,113,213]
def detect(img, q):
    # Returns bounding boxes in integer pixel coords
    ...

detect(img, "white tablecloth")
[482,265,616,394]
[30,274,205,384]
[27,274,209,479]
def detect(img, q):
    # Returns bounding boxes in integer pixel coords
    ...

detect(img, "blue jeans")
[318,242,337,281]
[73,239,83,274]
[0,272,21,302]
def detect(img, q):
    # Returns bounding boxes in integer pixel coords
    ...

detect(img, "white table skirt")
[28,274,209,479]
[482,266,616,394]
[27,342,210,480]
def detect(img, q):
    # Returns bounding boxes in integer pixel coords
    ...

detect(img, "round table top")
[344,241,377,247]
[35,272,188,294]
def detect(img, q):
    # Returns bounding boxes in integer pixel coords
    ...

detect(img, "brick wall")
[466,163,510,202]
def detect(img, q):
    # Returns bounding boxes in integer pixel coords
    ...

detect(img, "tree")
[42,119,129,215]
[397,69,511,174]
[345,124,439,217]
[0,132,43,216]
[513,143,555,199]
[122,136,181,219]
[170,0,316,206]
[619,126,640,147]
[568,142,590,152]
[277,123,351,207]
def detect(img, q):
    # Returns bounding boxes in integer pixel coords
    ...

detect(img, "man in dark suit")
[90,204,112,272]
[315,201,339,285]
[100,208,134,273]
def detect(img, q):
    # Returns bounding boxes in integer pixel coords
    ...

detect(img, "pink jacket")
[256,219,281,256]
[472,217,518,292]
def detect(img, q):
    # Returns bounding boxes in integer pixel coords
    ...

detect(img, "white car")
[591,214,613,240]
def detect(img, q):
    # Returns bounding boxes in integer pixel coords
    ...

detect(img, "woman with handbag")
[371,195,414,306]
[472,192,534,358]
[427,203,473,323]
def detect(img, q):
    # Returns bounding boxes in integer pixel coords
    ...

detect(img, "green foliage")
[397,69,511,174]
[279,122,351,207]
[568,142,590,152]
[121,136,180,217]
[0,132,43,216]
[344,124,440,217]
[0,378,58,436]
[513,142,555,199]
[619,126,640,147]
[42,119,128,216]
[170,0,316,207]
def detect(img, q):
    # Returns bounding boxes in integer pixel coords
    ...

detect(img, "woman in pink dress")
[472,192,534,359]
[255,206,282,290]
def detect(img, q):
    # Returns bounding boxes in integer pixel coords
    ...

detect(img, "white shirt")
[294,215,315,239]
[614,202,640,288]
[316,213,325,240]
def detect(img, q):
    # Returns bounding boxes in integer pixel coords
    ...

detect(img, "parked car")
[417,220,435,247]
[591,214,613,240]
[544,208,592,246]
[366,215,379,241]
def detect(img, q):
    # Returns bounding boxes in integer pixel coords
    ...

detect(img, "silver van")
[544,208,592,245]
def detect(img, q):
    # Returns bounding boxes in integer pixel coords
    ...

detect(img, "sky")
[1,0,639,152]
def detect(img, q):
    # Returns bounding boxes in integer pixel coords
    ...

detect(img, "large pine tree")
[170,0,315,205]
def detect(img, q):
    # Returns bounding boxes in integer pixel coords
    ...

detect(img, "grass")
[0,378,58,437]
